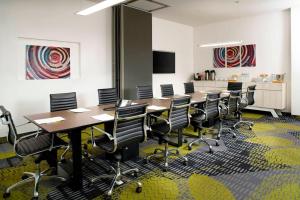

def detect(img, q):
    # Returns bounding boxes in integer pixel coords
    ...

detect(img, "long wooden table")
[24,91,220,190]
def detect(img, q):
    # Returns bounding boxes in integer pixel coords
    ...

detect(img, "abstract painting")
[26,45,71,80]
[241,44,256,67]
[227,46,240,68]
[213,47,226,68]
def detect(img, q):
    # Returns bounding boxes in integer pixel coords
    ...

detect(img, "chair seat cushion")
[16,133,66,157]
[94,135,114,152]
[239,102,248,109]
[150,121,171,142]
[151,121,170,134]
[190,113,205,128]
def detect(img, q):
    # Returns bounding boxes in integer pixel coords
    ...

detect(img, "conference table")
[24,91,226,190]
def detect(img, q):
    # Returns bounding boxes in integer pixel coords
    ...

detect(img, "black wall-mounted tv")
[153,51,175,74]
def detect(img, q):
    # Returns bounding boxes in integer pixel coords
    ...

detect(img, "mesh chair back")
[247,85,256,106]
[0,106,18,145]
[113,104,147,150]
[161,84,174,97]
[136,85,153,99]
[227,82,243,91]
[169,97,190,130]
[228,91,241,114]
[204,92,221,120]
[184,82,195,94]
[50,92,77,112]
[98,88,118,105]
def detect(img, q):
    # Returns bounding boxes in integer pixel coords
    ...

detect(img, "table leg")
[70,129,82,190]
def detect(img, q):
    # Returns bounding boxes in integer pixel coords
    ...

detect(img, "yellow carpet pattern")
[1,112,300,199]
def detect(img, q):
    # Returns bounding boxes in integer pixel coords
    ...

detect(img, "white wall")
[0,0,112,136]
[291,7,300,115]
[152,17,194,97]
[194,11,291,111]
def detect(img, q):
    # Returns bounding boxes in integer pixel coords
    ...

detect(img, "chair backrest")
[227,82,243,91]
[50,92,77,112]
[136,85,153,99]
[0,106,18,146]
[98,88,118,105]
[228,91,241,114]
[161,84,174,97]
[112,104,148,152]
[168,96,191,130]
[204,92,221,120]
[246,85,256,106]
[184,82,195,94]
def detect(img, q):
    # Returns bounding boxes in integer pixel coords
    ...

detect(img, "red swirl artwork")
[213,47,226,68]
[241,44,256,67]
[26,45,71,80]
[227,46,240,68]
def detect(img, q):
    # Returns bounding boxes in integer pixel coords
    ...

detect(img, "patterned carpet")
[1,111,300,200]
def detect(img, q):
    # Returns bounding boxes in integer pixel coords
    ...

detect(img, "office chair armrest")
[149,114,169,124]
[16,130,44,143]
[15,121,32,127]
[92,126,114,141]
[219,103,228,110]
[193,107,206,115]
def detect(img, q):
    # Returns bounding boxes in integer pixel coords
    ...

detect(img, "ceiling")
[149,0,300,26]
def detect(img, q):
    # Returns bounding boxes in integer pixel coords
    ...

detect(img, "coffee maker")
[205,70,210,80]
[210,70,216,80]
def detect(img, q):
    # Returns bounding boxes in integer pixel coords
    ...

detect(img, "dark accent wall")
[112,6,121,97]
[113,5,152,100]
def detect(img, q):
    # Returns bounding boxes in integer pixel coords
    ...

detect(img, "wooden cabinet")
[193,80,287,111]
[253,90,264,107]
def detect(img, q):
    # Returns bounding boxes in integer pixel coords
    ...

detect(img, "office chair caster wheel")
[104,194,112,200]
[183,160,188,166]
[217,136,220,140]
[144,158,149,164]
[208,147,213,153]
[163,168,168,172]
[249,126,253,130]
[3,192,10,198]
[31,197,38,200]
[133,171,138,178]
[232,134,237,138]
[188,146,192,151]
[22,174,29,180]
[183,138,188,143]
[136,186,142,193]
[216,141,219,146]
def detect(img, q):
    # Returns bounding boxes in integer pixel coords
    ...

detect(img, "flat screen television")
[153,51,175,74]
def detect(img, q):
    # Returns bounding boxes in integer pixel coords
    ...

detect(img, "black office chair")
[136,85,153,99]
[50,92,77,112]
[146,97,190,171]
[188,92,221,152]
[1,106,66,199]
[218,91,242,139]
[50,92,77,161]
[92,88,120,147]
[89,104,148,196]
[98,88,118,105]
[233,85,256,130]
[160,84,174,97]
[227,82,243,91]
[184,82,195,94]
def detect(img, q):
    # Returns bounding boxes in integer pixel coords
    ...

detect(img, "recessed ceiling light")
[200,41,243,48]
[77,0,126,16]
